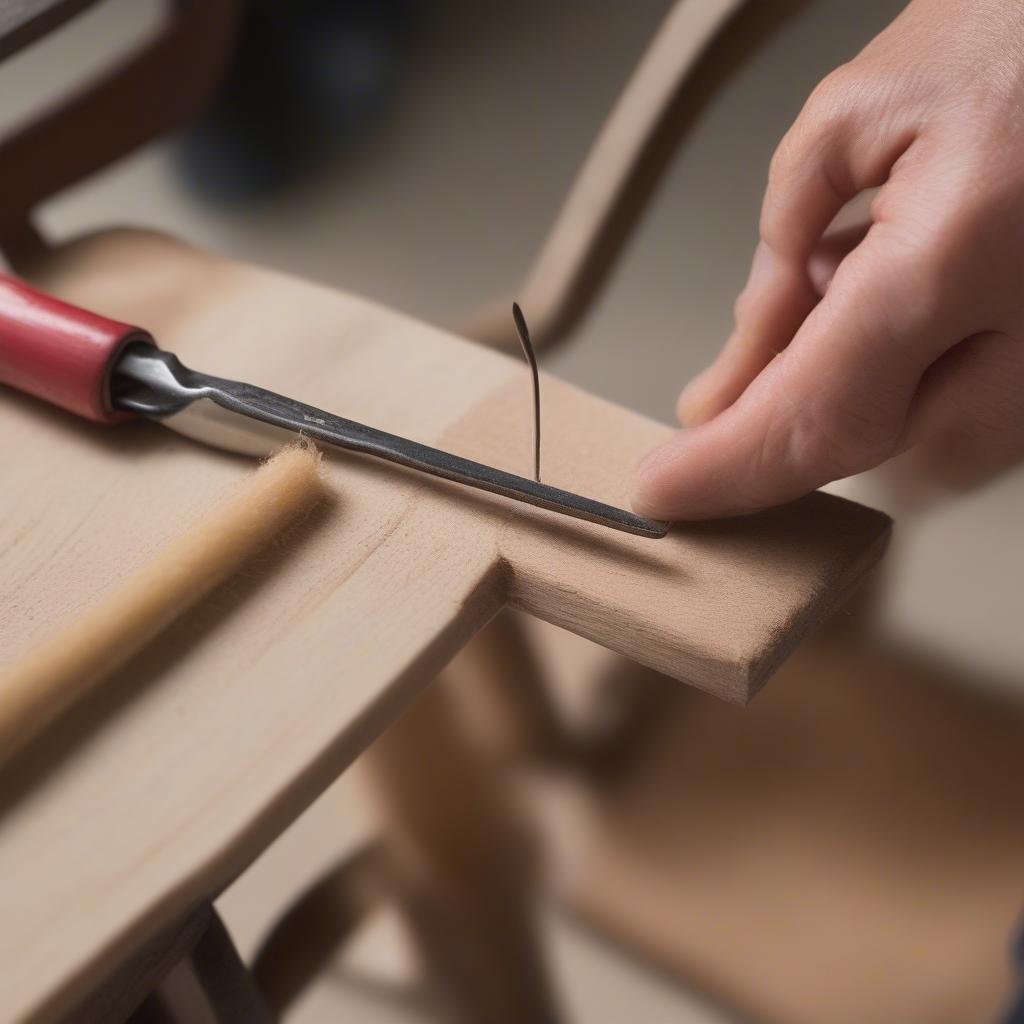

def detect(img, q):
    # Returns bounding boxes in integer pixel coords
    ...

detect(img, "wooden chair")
[241,2,1024,1022]
[0,4,932,1024]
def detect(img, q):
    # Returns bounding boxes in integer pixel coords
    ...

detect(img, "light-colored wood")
[398,7,763,1013]
[71,905,213,1024]
[170,907,272,1024]
[355,6,770,1017]
[363,684,559,1024]
[251,614,569,1020]
[0,229,888,1023]
[0,444,324,765]
[551,623,1024,1024]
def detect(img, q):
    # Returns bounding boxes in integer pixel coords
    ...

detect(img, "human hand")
[634,0,1024,520]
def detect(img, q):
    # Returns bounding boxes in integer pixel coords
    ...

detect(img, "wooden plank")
[0,229,889,1022]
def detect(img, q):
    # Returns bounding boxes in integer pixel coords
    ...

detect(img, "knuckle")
[869,185,896,224]
[805,64,854,118]
[801,63,865,134]
[767,76,844,194]
[887,224,970,328]
[767,106,829,190]
[862,220,968,338]
[793,397,900,479]
[898,258,953,332]
[762,66,861,253]
[731,418,789,512]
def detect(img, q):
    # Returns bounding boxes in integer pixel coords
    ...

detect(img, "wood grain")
[0,230,889,1022]
[0,444,324,765]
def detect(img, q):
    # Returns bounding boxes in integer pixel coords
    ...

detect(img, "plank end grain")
[734,493,892,703]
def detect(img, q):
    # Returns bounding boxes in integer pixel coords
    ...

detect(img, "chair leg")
[248,612,568,1020]
[127,906,273,1024]
[251,840,389,1017]
[362,675,562,1024]
[125,991,178,1024]
[187,909,275,1023]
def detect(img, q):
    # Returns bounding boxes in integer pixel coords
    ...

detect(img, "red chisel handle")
[0,273,154,423]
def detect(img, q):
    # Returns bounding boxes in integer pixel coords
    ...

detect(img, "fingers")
[677,221,872,427]
[676,242,819,426]
[678,71,917,428]
[759,71,912,263]
[636,232,966,520]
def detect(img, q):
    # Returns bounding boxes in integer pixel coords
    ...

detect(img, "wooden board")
[0,230,889,1022]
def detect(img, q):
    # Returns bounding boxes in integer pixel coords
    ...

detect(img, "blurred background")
[1,1,1022,1021]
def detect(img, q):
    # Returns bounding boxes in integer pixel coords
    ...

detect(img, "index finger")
[634,231,966,520]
